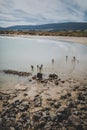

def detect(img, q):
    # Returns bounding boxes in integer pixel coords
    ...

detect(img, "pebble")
[0,73,87,130]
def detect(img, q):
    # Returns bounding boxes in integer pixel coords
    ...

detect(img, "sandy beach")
[0,34,87,45]
[0,36,87,130]
[55,36,87,45]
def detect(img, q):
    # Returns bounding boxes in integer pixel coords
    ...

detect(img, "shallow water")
[0,36,87,88]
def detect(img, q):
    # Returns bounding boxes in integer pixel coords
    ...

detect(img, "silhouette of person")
[66,56,68,63]
[52,59,54,64]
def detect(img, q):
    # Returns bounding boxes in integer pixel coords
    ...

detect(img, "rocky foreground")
[0,73,87,130]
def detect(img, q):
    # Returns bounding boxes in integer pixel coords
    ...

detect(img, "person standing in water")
[52,59,54,64]
[31,65,34,71]
[66,56,68,63]
[72,56,79,65]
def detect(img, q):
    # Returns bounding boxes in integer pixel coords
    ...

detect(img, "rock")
[56,112,64,122]
[60,95,67,99]
[51,114,57,121]
[34,96,42,107]
[3,70,31,77]
[54,102,61,108]
[10,127,15,130]
[68,101,75,108]
[37,73,43,80]
[54,80,59,85]
[0,117,2,123]
[76,125,83,130]
[42,107,51,111]
[19,104,29,112]
[68,115,80,126]
[67,92,71,97]
[61,81,65,83]
[78,93,85,101]
[23,93,28,96]
[49,74,58,80]
[0,95,2,100]
[3,102,9,107]
[49,100,55,106]
[15,84,27,91]
[15,100,22,106]
[33,113,41,122]
[29,79,32,82]
[45,110,50,115]
[15,122,22,130]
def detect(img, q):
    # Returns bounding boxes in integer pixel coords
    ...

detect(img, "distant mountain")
[0,22,87,31]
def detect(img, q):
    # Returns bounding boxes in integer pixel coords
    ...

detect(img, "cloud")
[0,0,87,27]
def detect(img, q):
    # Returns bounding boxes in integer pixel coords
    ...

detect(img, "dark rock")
[0,95,2,100]
[36,121,46,129]
[14,100,22,106]
[56,108,70,122]
[3,70,31,77]
[68,101,75,108]
[29,79,32,82]
[37,73,43,80]
[61,81,65,83]
[3,102,9,107]
[67,93,71,97]
[54,80,59,85]
[49,74,58,80]
[76,125,83,130]
[46,110,50,115]
[19,104,29,112]
[78,93,85,101]
[49,101,55,106]
[23,93,28,96]
[54,102,61,108]
[68,115,80,126]
[60,95,67,99]
[34,96,42,107]
[33,113,42,122]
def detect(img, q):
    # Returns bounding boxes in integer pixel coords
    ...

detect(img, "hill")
[0,22,87,31]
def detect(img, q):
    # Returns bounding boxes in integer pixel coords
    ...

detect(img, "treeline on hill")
[0,30,87,37]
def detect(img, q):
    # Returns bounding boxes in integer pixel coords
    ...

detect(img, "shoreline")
[0,34,87,45]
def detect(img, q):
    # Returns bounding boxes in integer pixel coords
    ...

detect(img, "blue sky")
[0,0,87,27]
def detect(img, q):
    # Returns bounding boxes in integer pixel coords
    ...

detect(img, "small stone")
[54,102,61,108]
[23,93,28,96]
[0,95,2,100]
[54,80,59,85]
[10,127,15,130]
[61,81,65,83]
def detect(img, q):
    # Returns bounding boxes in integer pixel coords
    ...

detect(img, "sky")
[0,0,87,27]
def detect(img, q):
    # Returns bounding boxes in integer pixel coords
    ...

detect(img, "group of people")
[30,56,79,72]
[31,64,43,72]
[66,56,79,64]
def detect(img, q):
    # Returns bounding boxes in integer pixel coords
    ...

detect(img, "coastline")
[0,34,87,45]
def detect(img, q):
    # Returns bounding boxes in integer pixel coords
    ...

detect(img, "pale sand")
[1,34,87,45]
[22,35,87,45]
[56,36,87,45]
[21,35,87,45]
